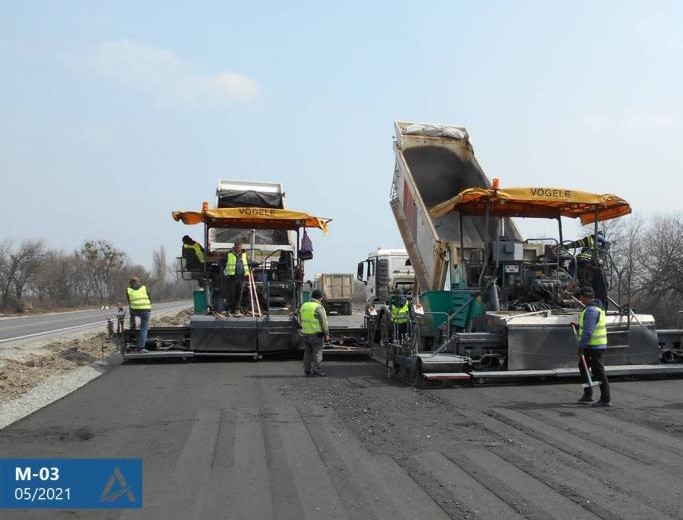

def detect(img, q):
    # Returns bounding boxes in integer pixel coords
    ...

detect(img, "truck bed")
[392,121,523,291]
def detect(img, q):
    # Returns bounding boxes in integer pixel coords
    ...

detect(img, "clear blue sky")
[1,1,681,277]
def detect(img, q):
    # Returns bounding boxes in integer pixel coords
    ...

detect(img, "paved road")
[0,301,192,344]
[2,356,683,519]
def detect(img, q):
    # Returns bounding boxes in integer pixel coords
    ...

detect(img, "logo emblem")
[100,467,136,503]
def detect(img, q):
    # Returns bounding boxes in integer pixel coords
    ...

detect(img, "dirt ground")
[0,310,191,403]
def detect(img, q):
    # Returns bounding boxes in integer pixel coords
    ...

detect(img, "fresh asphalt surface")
[2,311,683,519]
[0,301,192,344]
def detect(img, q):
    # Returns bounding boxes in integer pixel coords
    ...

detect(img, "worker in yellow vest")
[389,287,410,342]
[300,289,329,377]
[224,240,250,317]
[181,235,205,270]
[575,286,610,407]
[126,275,152,351]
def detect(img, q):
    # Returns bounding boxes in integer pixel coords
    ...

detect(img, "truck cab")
[357,248,414,344]
[357,249,414,305]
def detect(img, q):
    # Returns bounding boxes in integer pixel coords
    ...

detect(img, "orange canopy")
[430,186,631,225]
[172,207,330,233]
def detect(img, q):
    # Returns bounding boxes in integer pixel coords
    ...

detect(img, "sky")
[1,1,682,278]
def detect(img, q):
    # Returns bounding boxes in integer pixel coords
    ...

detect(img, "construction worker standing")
[126,276,151,351]
[389,288,410,342]
[576,286,611,406]
[224,240,250,317]
[300,289,329,377]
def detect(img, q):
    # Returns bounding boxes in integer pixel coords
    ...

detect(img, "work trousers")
[129,309,151,349]
[579,348,610,402]
[390,321,408,343]
[225,276,245,313]
[577,262,609,311]
[302,334,324,375]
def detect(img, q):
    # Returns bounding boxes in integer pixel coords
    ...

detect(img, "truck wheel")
[386,344,395,379]
[411,359,424,388]
[367,314,381,345]
[344,302,352,315]
[380,312,392,347]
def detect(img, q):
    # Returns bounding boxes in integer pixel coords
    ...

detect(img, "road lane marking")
[0,321,107,343]
[0,306,190,344]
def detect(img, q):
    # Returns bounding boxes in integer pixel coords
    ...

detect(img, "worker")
[567,230,609,264]
[575,286,611,407]
[224,240,249,317]
[116,302,126,334]
[126,276,151,351]
[561,231,609,309]
[300,289,329,377]
[182,235,205,271]
[389,287,410,342]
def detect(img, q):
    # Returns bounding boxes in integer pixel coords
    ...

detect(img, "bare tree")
[11,241,45,301]
[0,241,11,308]
[152,246,169,287]
[33,250,77,306]
[0,241,45,308]
[604,215,645,304]
[78,240,127,304]
[633,214,683,326]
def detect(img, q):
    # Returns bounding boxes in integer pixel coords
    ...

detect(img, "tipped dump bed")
[391,121,522,291]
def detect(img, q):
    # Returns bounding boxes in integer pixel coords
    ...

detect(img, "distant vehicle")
[314,273,354,315]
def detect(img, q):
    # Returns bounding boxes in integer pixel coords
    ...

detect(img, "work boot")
[312,371,327,377]
[592,400,611,407]
[304,372,311,377]
[577,395,593,404]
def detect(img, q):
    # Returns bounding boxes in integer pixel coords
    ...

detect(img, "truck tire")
[380,312,392,347]
[344,302,352,315]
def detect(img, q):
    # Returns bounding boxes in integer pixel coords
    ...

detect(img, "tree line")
[589,213,683,328]
[0,239,192,312]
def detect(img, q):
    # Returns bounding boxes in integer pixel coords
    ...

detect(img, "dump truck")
[386,121,683,383]
[314,273,354,315]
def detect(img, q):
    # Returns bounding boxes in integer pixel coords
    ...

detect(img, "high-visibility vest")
[183,242,205,263]
[300,301,323,335]
[127,286,151,310]
[575,236,595,261]
[390,301,410,324]
[224,251,250,276]
[579,305,607,348]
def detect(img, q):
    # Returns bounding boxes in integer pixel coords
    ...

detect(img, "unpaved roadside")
[0,309,191,429]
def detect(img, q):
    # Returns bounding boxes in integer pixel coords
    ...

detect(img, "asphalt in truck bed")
[2,355,683,519]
